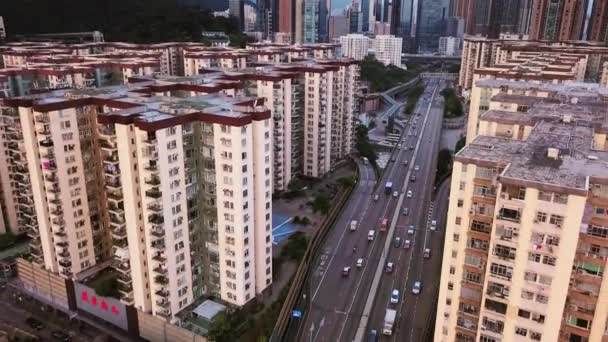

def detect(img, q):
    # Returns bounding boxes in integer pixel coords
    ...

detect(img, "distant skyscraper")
[416,0,449,52]
[229,0,244,30]
[361,0,371,31]
[278,0,294,35]
[303,0,320,42]
[528,0,588,41]
[318,0,330,42]
[330,15,349,39]
[589,0,608,43]
[348,4,363,33]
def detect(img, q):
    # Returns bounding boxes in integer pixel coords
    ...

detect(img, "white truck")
[382,308,397,335]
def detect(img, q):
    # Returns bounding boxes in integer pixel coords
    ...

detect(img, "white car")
[393,191,399,197]
[403,160,408,166]
[407,190,413,198]
[407,224,415,235]
[357,258,364,268]
[412,281,422,295]
[414,165,420,171]
[390,289,400,304]
[430,220,437,231]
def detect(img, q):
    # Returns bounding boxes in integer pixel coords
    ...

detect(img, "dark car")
[25,317,45,330]
[368,329,378,342]
[51,331,71,341]
[410,175,416,182]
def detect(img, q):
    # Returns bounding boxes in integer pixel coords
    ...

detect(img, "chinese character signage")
[74,282,128,331]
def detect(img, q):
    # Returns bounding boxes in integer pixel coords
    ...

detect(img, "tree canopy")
[359,56,419,92]
[440,88,464,118]
[355,124,378,166]
[0,0,241,43]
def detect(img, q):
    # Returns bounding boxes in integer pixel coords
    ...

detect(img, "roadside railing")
[270,161,359,342]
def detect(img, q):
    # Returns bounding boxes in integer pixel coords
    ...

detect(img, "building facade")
[371,35,403,66]
[434,80,608,342]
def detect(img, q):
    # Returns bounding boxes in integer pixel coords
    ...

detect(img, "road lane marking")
[353,85,439,342]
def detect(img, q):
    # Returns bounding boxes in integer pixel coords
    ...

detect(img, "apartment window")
[242,152,247,160]
[490,263,512,280]
[549,214,564,227]
[453,234,460,242]
[459,181,466,190]
[60,120,71,129]
[535,211,547,223]
[521,290,534,300]
[515,327,527,336]
[538,191,551,202]
[528,252,541,263]
[530,332,542,341]
[455,217,462,225]
[588,224,608,238]
[450,266,455,274]
[457,199,464,208]
[447,282,454,290]
[518,309,530,319]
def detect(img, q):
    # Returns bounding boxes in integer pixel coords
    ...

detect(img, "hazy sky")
[332,0,350,14]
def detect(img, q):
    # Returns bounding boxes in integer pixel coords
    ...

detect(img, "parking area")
[0,283,111,341]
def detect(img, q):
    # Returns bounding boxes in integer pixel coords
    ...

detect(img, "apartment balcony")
[145,188,162,199]
[155,308,171,319]
[568,289,598,305]
[566,303,595,322]
[110,214,126,226]
[150,227,165,238]
[154,275,169,285]
[147,203,163,214]
[60,269,73,278]
[560,324,591,341]
[27,228,40,239]
[39,139,53,148]
[34,114,50,124]
[106,191,123,203]
[117,272,132,286]
[53,228,67,238]
[579,232,608,248]
[113,236,128,248]
[103,152,119,165]
[98,126,115,138]
[574,268,603,285]
[144,176,161,186]
[496,207,521,223]
[576,250,608,264]
[152,252,166,263]
[148,214,164,225]
[153,266,168,276]
[111,227,127,240]
[100,140,117,151]
[113,260,130,274]
[155,289,169,298]
[456,316,478,333]
[156,299,170,308]
[103,164,119,176]
[58,259,72,268]
[120,291,134,305]
[105,176,121,189]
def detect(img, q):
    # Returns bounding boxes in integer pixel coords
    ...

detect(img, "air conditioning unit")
[556,223,562,228]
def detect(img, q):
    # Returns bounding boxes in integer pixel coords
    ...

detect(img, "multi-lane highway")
[288,78,449,342]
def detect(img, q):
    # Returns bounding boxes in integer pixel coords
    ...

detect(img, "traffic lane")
[310,190,402,341]
[300,162,377,340]
[408,180,450,341]
[332,141,420,339]
[394,98,446,341]
[365,87,443,338]
[339,89,439,340]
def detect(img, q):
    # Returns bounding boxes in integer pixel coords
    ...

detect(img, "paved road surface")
[290,79,448,342]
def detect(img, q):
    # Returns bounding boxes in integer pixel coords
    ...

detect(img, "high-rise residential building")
[589,0,608,43]
[244,3,258,32]
[438,36,461,56]
[0,41,358,324]
[329,15,349,40]
[416,0,449,52]
[434,79,608,342]
[528,0,589,41]
[371,34,403,66]
[340,34,371,60]
[446,16,466,37]
[0,16,5,40]
[458,36,608,94]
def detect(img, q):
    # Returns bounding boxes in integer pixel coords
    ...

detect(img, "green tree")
[440,88,464,118]
[312,193,331,215]
[208,312,237,342]
[92,274,120,299]
[337,176,356,188]
[436,148,453,183]
[359,56,418,92]
[355,124,378,165]
[455,136,466,153]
